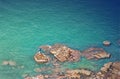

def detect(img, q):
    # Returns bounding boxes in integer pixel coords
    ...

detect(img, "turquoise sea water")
[0,0,119,79]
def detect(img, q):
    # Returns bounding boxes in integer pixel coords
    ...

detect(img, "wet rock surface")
[95,62,120,79]
[82,48,110,60]
[50,44,81,62]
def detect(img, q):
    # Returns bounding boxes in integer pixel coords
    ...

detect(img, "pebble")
[103,40,111,46]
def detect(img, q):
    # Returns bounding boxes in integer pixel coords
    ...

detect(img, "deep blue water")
[0,0,119,79]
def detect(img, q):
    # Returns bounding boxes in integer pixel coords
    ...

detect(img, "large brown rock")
[50,44,81,62]
[82,48,110,60]
[100,62,113,73]
[96,62,120,79]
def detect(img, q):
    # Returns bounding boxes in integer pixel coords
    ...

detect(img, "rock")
[112,62,120,70]
[96,72,105,79]
[2,60,16,66]
[66,73,80,79]
[35,75,44,79]
[93,52,110,59]
[34,52,49,63]
[39,45,52,53]
[68,50,81,62]
[82,48,110,60]
[66,69,92,76]
[50,44,81,62]
[24,75,44,79]
[66,69,92,79]
[8,60,16,66]
[103,40,111,46]
[111,62,120,78]
[96,62,120,79]
[2,60,9,65]
[44,75,49,78]
[79,69,92,76]
[34,68,41,72]
[100,62,113,73]
[24,61,120,79]
[24,76,32,79]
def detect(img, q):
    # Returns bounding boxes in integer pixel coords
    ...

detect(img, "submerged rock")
[2,60,9,65]
[82,48,110,60]
[34,52,49,63]
[24,62,120,79]
[39,45,52,53]
[50,44,81,62]
[2,60,16,66]
[9,60,16,66]
[34,68,42,72]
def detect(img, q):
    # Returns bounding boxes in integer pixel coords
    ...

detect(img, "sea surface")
[0,0,119,79]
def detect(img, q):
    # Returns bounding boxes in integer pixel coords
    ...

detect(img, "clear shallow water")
[0,0,119,79]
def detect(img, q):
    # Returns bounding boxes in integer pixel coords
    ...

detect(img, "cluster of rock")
[82,48,110,60]
[24,62,120,79]
[34,44,111,63]
[34,44,81,63]
[32,43,119,79]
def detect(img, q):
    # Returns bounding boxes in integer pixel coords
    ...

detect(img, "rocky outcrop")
[95,62,120,79]
[50,44,81,62]
[34,52,49,63]
[100,62,113,72]
[82,48,110,60]
[31,44,120,79]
